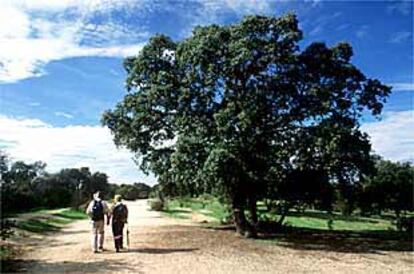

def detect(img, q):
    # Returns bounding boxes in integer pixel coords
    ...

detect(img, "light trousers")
[91,220,105,251]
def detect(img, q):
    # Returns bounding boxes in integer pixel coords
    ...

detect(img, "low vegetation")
[0,208,87,271]
[163,195,230,222]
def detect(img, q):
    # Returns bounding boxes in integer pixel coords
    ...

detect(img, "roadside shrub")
[397,217,414,233]
[149,199,164,211]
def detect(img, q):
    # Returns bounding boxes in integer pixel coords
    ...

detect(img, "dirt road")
[16,200,413,273]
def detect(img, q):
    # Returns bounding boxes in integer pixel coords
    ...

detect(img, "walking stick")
[126,223,130,249]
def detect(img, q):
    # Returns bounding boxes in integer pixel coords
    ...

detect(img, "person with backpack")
[109,194,128,252]
[85,191,110,253]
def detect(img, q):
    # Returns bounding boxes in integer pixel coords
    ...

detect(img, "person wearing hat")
[85,191,110,253]
[109,194,128,252]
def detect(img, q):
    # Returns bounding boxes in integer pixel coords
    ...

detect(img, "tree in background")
[116,183,152,200]
[103,14,390,237]
[358,158,414,226]
[0,150,114,213]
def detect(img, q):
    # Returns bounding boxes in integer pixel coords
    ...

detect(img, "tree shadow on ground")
[126,247,198,254]
[162,209,191,214]
[257,226,413,254]
[1,258,142,273]
[283,211,383,224]
[203,223,412,253]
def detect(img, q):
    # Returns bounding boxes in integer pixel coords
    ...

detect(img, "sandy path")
[16,200,413,273]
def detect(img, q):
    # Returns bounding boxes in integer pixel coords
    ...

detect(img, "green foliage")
[0,150,114,214]
[358,158,414,228]
[102,13,390,236]
[116,183,152,200]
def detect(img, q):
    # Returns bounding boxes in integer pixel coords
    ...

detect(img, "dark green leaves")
[102,14,390,208]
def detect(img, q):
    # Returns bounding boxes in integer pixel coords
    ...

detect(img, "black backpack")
[91,200,104,221]
[113,204,127,222]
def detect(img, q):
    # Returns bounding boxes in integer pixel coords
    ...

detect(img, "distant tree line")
[0,150,152,215]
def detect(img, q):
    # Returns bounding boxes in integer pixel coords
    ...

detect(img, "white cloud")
[306,11,342,37]
[54,112,74,119]
[336,23,350,31]
[0,0,275,83]
[389,82,414,91]
[309,25,323,36]
[0,0,148,83]
[389,31,412,44]
[355,25,369,39]
[0,115,156,185]
[387,0,413,16]
[362,110,414,162]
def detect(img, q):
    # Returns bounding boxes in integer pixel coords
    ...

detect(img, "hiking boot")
[93,250,98,253]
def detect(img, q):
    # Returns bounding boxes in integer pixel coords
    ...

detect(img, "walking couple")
[86,191,129,253]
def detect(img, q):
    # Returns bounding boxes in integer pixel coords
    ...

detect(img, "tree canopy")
[102,14,391,236]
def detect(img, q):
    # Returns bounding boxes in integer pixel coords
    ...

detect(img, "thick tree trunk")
[232,196,256,238]
[233,207,248,235]
[248,197,258,225]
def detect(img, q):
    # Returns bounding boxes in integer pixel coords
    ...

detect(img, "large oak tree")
[102,14,390,237]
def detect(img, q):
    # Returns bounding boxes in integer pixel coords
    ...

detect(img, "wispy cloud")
[0,0,278,83]
[387,0,413,16]
[362,110,414,162]
[304,0,323,8]
[0,0,148,83]
[389,82,414,91]
[356,25,369,39]
[309,25,323,36]
[29,102,41,107]
[306,11,342,37]
[0,115,156,185]
[54,111,74,119]
[389,31,412,43]
[336,23,350,31]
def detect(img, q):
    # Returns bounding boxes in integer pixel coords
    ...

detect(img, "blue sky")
[0,0,413,185]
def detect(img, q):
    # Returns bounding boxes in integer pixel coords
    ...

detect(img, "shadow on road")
[126,247,198,254]
[202,224,413,253]
[2,258,143,273]
[258,226,413,253]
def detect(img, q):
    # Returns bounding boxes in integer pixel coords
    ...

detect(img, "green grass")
[163,196,230,222]
[257,209,394,231]
[53,209,88,220]
[17,219,60,233]
[166,196,396,232]
[0,245,14,259]
[16,208,87,233]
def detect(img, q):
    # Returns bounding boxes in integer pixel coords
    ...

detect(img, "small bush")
[0,219,15,240]
[149,199,164,211]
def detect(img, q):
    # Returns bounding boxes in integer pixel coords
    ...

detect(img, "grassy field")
[163,196,230,222]
[15,208,87,233]
[1,208,87,268]
[164,197,396,232]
